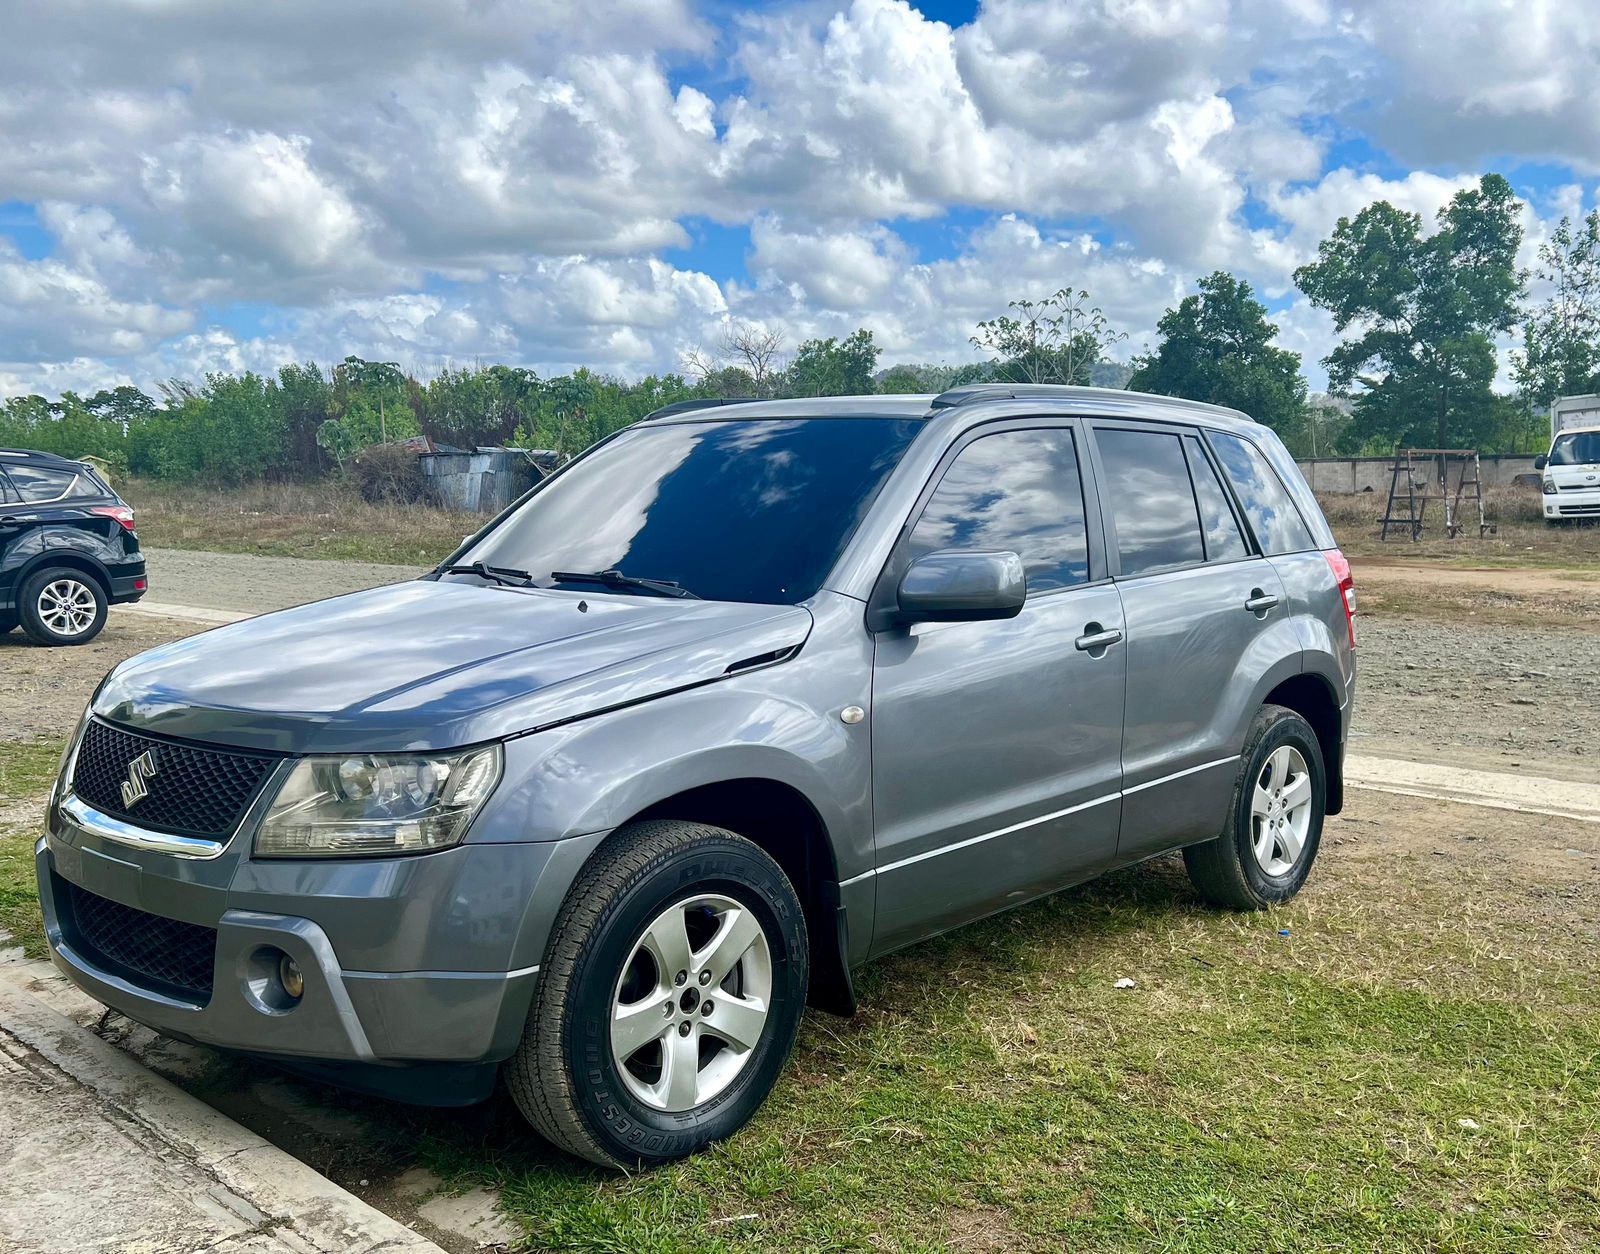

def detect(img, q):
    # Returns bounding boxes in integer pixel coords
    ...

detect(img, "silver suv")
[38,385,1355,1167]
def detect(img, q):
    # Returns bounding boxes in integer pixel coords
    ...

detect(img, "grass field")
[116,475,1600,575]
[120,478,475,566]
[1319,487,1600,566]
[4,729,1596,1251]
[421,811,1598,1252]
[0,737,64,955]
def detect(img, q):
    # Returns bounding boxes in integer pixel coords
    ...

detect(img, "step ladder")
[1380,448,1494,541]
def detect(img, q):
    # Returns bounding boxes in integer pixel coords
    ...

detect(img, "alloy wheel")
[610,894,773,1113]
[37,579,98,637]
[1250,744,1312,877]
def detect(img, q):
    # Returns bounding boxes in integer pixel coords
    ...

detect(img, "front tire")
[505,820,809,1167]
[19,567,107,646]
[1183,704,1326,910]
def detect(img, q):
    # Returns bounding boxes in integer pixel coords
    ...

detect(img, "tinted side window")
[1209,432,1314,555]
[1095,428,1205,577]
[906,427,1089,593]
[1184,436,1249,561]
[0,472,15,505]
[7,463,81,503]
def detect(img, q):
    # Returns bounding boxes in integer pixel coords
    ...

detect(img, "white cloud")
[0,0,1596,397]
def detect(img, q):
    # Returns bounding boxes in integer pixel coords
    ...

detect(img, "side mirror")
[1533,454,1548,470]
[896,550,1026,624]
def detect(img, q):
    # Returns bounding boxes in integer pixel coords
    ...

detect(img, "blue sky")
[2,0,1597,397]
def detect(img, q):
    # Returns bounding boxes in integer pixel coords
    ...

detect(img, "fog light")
[279,954,305,1001]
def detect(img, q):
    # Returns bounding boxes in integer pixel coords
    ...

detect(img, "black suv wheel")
[1183,704,1326,910]
[19,566,108,646]
[505,820,809,1167]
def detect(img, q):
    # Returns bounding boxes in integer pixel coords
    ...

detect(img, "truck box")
[1551,394,1600,438]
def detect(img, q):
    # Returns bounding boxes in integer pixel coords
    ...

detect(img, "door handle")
[1244,590,1280,613]
[1074,624,1123,653]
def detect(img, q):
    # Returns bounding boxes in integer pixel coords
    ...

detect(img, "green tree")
[782,328,880,396]
[318,357,418,466]
[273,363,332,476]
[873,362,987,394]
[1294,173,1525,451]
[1514,209,1600,406]
[421,364,540,448]
[971,288,1125,386]
[1128,271,1308,442]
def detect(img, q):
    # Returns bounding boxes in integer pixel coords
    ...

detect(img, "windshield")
[1550,431,1600,466]
[461,417,922,604]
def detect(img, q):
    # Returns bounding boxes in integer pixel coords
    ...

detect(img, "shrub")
[352,443,426,504]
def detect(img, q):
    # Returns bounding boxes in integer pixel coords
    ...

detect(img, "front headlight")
[255,745,503,858]
[1543,476,1557,494]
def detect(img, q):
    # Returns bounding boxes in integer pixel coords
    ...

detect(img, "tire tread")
[504,819,791,1167]
[1183,704,1315,911]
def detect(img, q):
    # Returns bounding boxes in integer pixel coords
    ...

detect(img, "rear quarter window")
[1208,432,1315,555]
[5,463,91,503]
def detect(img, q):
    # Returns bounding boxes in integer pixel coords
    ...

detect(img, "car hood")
[1550,462,1600,485]
[94,579,814,753]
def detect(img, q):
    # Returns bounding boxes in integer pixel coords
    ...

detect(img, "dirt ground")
[14,784,1596,1252]
[141,546,425,613]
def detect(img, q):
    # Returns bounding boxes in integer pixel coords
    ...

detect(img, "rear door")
[869,420,1126,953]
[0,465,48,612]
[1087,421,1294,862]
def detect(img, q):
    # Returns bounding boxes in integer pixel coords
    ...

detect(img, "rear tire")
[505,820,809,1168]
[1184,705,1326,911]
[18,567,107,646]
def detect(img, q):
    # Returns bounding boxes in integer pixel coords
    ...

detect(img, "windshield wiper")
[437,561,535,587]
[549,569,699,599]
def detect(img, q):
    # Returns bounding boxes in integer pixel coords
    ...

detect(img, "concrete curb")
[0,979,444,1254]
[116,600,252,626]
[1346,754,1600,824]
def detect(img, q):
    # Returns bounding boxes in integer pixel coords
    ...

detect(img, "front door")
[869,422,1126,954]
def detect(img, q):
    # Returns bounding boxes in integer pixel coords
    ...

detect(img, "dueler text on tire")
[504,820,809,1167]
[1183,704,1326,911]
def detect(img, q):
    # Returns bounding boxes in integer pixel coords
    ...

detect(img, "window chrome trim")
[11,470,90,505]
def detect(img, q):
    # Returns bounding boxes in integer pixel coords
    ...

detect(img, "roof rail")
[641,397,757,421]
[929,384,1017,408]
[929,382,1255,423]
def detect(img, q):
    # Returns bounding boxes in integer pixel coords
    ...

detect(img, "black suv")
[0,449,146,645]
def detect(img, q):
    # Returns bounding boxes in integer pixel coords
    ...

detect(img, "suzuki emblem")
[120,748,159,808]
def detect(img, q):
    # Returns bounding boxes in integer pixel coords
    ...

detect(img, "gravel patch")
[1352,617,1600,781]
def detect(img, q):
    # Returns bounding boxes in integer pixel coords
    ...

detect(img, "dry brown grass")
[121,477,477,566]
[1319,486,1600,566]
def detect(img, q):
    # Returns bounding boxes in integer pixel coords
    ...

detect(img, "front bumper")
[38,794,604,1096]
[1544,487,1600,519]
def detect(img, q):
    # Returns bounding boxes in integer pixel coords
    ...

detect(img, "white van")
[1538,396,1600,523]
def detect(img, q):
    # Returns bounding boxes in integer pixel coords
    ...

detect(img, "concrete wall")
[419,450,542,513]
[1296,454,1539,495]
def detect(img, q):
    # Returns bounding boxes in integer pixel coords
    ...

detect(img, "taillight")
[89,505,135,532]
[1323,547,1355,649]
